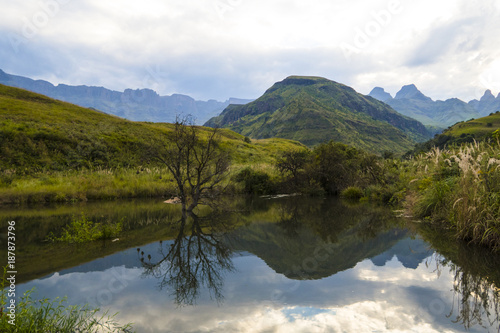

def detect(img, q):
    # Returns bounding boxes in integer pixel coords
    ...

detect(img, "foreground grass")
[1,269,133,332]
[402,140,500,251]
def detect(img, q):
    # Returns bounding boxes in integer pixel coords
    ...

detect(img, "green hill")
[205,76,430,154]
[0,84,306,203]
[0,83,303,173]
[407,111,500,155]
[445,111,500,137]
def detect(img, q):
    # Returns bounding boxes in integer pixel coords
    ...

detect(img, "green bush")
[414,178,454,220]
[361,184,395,204]
[341,186,364,201]
[234,167,275,195]
[299,179,325,196]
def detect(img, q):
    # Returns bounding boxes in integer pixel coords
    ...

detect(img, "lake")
[2,196,500,332]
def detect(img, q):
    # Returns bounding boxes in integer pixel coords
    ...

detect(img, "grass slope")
[206,76,430,154]
[445,111,500,137]
[0,84,303,203]
[408,111,500,155]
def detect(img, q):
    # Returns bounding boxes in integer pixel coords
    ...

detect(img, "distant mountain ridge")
[206,76,430,154]
[469,89,500,116]
[0,69,252,124]
[369,85,500,128]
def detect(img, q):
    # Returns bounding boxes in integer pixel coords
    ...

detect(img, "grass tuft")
[0,267,134,332]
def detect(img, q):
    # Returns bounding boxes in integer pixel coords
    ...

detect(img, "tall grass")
[0,268,134,332]
[0,166,178,204]
[406,140,500,251]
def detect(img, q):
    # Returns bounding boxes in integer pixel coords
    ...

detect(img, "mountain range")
[369,85,500,129]
[5,68,497,153]
[206,76,430,154]
[0,69,252,125]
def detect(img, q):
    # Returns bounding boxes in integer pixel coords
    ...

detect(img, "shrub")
[363,184,395,204]
[414,178,454,220]
[299,179,325,196]
[341,186,364,201]
[234,167,275,195]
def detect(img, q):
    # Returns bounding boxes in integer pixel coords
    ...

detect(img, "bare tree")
[154,117,230,212]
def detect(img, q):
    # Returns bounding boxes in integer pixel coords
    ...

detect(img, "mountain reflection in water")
[7,196,500,332]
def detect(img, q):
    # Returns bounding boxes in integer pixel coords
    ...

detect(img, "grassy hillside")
[206,76,430,154]
[0,84,303,203]
[445,111,500,137]
[408,111,500,156]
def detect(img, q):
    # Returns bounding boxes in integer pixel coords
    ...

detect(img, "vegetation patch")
[403,142,500,251]
[48,213,123,243]
[341,186,364,201]
[0,268,133,332]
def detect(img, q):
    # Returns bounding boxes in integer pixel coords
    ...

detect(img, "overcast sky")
[1,0,500,102]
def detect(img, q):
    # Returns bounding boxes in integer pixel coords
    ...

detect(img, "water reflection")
[4,197,500,332]
[226,197,414,280]
[419,225,500,332]
[139,210,235,306]
[448,259,500,331]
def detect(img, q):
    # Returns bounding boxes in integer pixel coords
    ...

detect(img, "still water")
[2,196,500,332]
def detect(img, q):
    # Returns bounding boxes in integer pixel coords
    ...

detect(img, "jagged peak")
[369,87,393,102]
[395,84,432,101]
[480,89,495,102]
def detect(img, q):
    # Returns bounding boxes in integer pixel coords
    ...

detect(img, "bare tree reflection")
[139,210,235,306]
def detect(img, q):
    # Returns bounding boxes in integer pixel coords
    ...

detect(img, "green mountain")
[0,84,302,173]
[205,76,430,154]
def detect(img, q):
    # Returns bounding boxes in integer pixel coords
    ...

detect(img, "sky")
[1,0,500,102]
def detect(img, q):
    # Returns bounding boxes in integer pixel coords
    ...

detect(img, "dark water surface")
[2,196,500,332]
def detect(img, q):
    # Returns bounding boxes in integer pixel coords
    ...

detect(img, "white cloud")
[1,0,499,101]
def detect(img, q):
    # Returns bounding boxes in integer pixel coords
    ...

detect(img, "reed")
[406,140,500,251]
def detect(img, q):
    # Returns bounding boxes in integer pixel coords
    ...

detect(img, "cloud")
[1,0,500,102]
[405,20,474,67]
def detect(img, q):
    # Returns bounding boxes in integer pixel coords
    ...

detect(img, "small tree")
[276,149,311,186]
[154,117,230,211]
